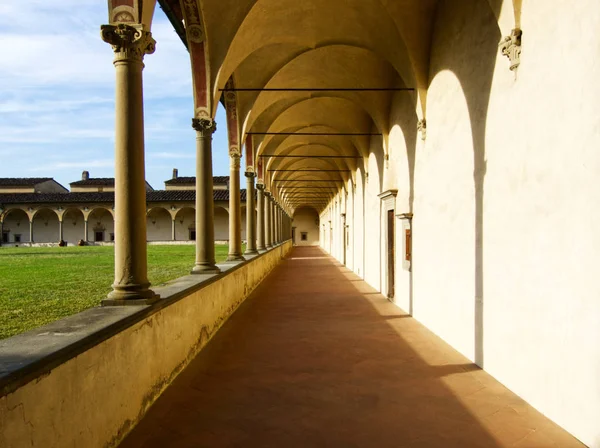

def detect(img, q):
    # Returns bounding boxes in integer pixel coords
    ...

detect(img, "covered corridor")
[119,247,582,448]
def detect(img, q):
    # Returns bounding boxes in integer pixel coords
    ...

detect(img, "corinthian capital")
[101,24,155,63]
[192,118,217,136]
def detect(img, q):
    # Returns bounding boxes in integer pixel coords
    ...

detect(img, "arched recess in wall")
[146,207,172,241]
[1,209,30,243]
[32,208,60,243]
[87,208,114,243]
[426,0,502,367]
[213,206,229,241]
[62,208,85,245]
[174,207,195,241]
[386,90,419,213]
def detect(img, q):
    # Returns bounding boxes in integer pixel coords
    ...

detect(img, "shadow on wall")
[426,0,504,367]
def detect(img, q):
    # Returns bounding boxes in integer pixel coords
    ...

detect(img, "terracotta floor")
[120,247,584,448]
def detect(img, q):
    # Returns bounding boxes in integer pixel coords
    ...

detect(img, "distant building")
[69,171,154,193]
[0,178,68,194]
[0,170,249,246]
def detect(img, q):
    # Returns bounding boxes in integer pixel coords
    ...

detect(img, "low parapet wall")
[0,241,292,448]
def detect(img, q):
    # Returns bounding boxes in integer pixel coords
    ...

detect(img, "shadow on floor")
[119,246,583,448]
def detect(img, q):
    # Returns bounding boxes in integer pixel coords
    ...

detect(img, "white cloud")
[28,159,114,172]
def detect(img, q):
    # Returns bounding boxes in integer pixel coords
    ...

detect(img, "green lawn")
[0,244,233,340]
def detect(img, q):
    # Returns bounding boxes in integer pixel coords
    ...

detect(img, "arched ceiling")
[159,0,442,213]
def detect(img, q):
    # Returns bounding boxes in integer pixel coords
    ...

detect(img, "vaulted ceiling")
[154,0,470,212]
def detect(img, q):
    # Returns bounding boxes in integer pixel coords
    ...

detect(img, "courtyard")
[0,244,234,339]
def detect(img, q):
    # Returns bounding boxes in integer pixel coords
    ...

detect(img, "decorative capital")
[229,146,241,158]
[101,24,155,63]
[256,183,265,190]
[230,154,241,170]
[500,28,522,71]
[417,119,427,141]
[245,171,256,179]
[192,118,217,136]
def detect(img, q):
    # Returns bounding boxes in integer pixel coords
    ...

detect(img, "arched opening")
[214,207,229,242]
[146,207,172,241]
[174,207,195,241]
[1,209,30,244]
[62,208,85,245]
[32,208,60,243]
[87,208,115,243]
[292,207,319,247]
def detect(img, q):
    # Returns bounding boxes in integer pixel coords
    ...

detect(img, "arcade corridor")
[119,247,582,447]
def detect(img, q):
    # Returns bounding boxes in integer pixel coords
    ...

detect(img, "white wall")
[315,2,600,445]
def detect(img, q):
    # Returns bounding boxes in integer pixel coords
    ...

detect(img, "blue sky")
[0,1,232,191]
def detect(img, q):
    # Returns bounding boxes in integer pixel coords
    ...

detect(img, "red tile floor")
[119,247,585,447]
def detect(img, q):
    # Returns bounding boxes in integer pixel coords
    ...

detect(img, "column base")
[244,249,259,256]
[225,254,246,262]
[191,263,221,275]
[103,284,159,306]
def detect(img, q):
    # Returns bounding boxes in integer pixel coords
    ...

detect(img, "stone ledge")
[0,243,285,398]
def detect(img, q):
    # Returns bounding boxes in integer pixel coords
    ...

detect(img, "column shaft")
[59,220,64,242]
[171,219,176,241]
[227,155,244,261]
[265,193,273,249]
[102,24,156,302]
[191,118,220,274]
[84,220,89,242]
[256,185,266,251]
[29,220,33,243]
[244,173,258,255]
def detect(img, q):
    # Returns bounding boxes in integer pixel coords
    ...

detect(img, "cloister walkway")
[120,247,583,447]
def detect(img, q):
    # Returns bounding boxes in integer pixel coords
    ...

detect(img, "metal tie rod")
[252,132,379,136]
[269,169,349,172]
[260,154,362,158]
[273,180,342,183]
[220,87,414,92]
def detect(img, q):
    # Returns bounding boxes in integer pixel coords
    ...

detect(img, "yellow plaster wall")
[0,242,292,448]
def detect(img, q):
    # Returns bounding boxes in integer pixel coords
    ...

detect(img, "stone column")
[29,219,33,243]
[256,184,266,252]
[59,220,64,242]
[0,220,3,246]
[275,204,281,244]
[227,152,244,262]
[84,220,89,242]
[191,118,220,274]
[265,192,273,249]
[244,172,258,255]
[171,218,176,241]
[271,200,277,245]
[101,23,157,302]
